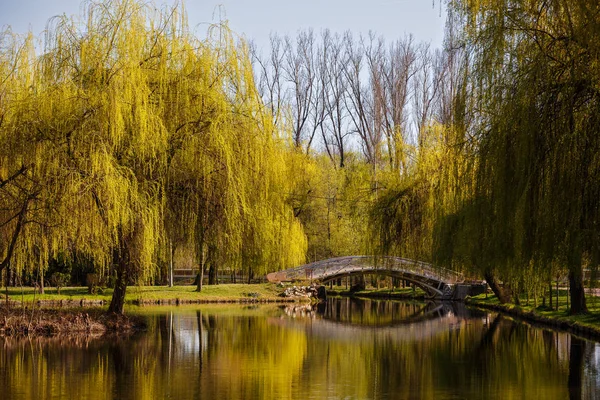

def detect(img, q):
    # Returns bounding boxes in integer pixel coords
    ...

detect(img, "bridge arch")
[321,270,449,298]
[267,256,483,300]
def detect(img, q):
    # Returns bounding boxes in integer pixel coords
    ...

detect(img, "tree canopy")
[1,0,598,315]
[0,0,306,313]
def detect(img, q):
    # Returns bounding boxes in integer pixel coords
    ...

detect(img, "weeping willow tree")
[441,0,600,312]
[366,15,474,270]
[0,30,68,292]
[157,14,307,288]
[0,0,307,313]
[0,1,173,312]
[369,121,466,264]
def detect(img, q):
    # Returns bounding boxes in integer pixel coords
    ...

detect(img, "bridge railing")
[267,256,464,284]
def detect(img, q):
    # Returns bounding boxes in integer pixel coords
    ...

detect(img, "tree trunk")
[569,268,588,315]
[557,278,560,310]
[109,237,131,314]
[196,263,204,292]
[169,241,175,288]
[39,265,44,295]
[4,263,10,288]
[109,255,128,314]
[208,262,217,285]
[0,197,31,275]
[196,244,205,292]
[513,292,520,305]
[484,271,512,304]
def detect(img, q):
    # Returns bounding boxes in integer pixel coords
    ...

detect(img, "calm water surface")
[1,298,599,399]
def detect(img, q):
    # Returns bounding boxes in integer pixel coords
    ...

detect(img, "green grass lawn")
[2,282,424,307]
[3,286,112,302]
[126,283,283,301]
[2,283,286,304]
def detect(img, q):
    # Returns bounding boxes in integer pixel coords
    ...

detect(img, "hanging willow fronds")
[0,0,307,311]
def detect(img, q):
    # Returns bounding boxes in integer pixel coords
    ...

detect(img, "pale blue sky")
[0,0,446,49]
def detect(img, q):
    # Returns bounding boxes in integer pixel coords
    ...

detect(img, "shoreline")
[0,298,304,338]
[3,297,300,308]
[1,283,304,307]
[5,284,600,341]
[0,308,144,338]
[465,297,600,341]
[0,282,313,338]
[330,290,600,341]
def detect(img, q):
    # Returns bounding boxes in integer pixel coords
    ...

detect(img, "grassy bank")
[2,283,297,307]
[466,292,600,339]
[0,308,143,337]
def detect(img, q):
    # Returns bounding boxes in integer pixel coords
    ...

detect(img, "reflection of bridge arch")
[317,300,455,328]
[270,302,473,343]
[267,256,482,300]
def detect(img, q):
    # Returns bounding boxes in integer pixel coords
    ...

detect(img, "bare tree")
[307,40,329,156]
[342,32,381,166]
[379,36,417,172]
[435,15,471,136]
[283,30,324,153]
[319,30,351,168]
[251,28,446,171]
[249,34,287,130]
[412,43,444,148]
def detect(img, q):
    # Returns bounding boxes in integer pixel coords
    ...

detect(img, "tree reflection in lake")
[1,299,599,399]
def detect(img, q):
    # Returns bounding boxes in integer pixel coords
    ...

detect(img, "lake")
[1,298,599,399]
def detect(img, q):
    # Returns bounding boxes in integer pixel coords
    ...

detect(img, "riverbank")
[329,287,600,340]
[466,293,600,340]
[0,283,306,337]
[0,308,144,337]
[2,283,302,308]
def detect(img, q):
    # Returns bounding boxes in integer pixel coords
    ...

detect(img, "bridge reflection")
[273,298,487,343]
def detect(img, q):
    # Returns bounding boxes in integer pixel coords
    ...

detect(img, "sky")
[0,0,447,50]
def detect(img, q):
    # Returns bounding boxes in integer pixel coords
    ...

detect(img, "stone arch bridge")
[266,256,486,300]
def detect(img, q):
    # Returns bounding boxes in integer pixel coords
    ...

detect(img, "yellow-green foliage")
[0,0,306,284]
[285,151,375,261]
[368,121,466,263]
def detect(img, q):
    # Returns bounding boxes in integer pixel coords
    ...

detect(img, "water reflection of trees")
[1,302,599,399]
[286,308,576,399]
